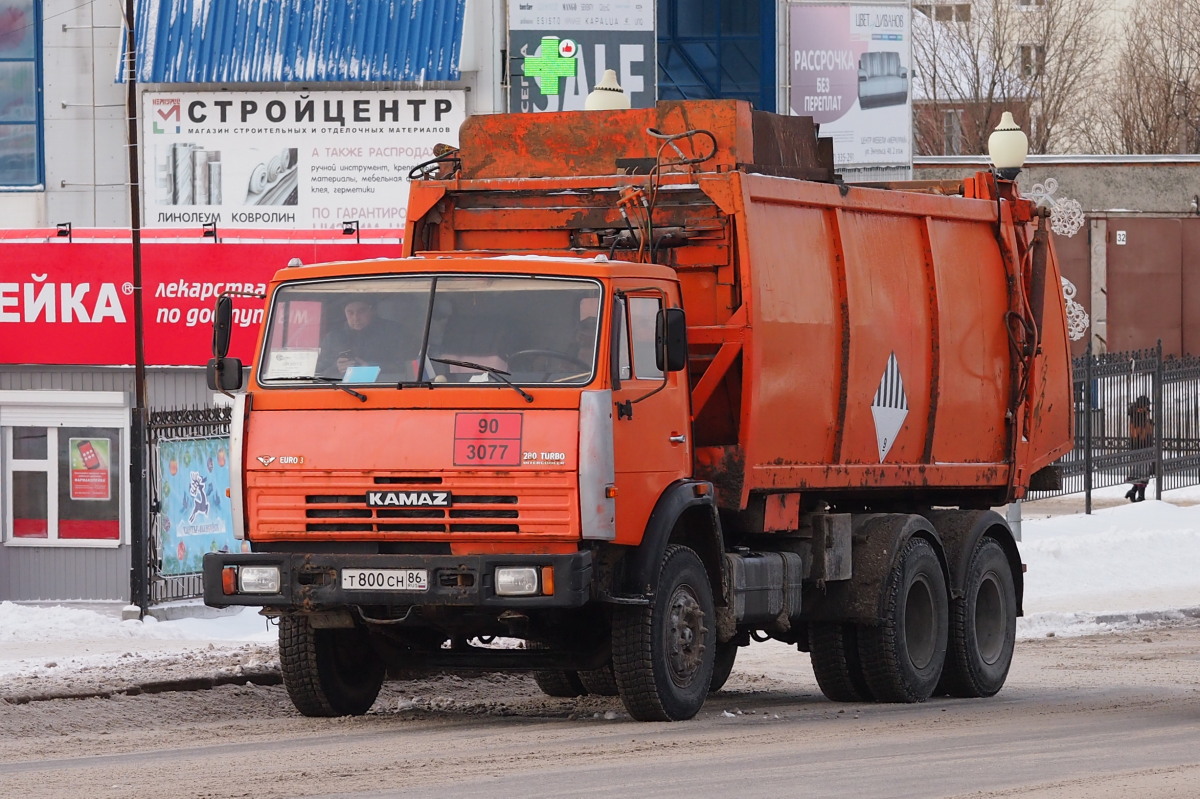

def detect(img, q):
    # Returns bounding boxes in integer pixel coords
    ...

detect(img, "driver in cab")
[316,299,404,378]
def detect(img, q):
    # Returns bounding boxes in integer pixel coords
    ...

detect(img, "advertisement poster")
[508,0,655,112]
[157,437,240,576]
[0,237,401,366]
[788,3,911,169]
[68,437,111,501]
[142,90,466,230]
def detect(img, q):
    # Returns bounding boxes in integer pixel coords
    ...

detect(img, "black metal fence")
[139,405,233,605]
[1030,343,1200,509]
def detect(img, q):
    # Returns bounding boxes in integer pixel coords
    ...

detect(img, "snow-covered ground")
[2,484,1198,691]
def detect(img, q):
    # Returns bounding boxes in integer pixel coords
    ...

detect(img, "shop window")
[0,0,43,187]
[4,425,122,544]
[2,391,128,548]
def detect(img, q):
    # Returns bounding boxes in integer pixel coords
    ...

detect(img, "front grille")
[249,471,575,539]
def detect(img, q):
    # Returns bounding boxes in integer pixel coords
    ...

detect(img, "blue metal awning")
[129,0,465,83]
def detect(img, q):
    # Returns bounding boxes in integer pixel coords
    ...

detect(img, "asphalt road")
[2,620,1199,799]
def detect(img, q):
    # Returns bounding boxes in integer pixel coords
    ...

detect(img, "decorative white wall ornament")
[1025,177,1085,237]
[1061,277,1089,341]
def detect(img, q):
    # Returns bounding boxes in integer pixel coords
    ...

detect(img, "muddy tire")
[709,639,739,693]
[613,545,716,721]
[529,641,588,697]
[809,622,873,702]
[533,669,587,697]
[578,664,620,696]
[278,615,385,717]
[857,536,948,703]
[939,538,1016,698]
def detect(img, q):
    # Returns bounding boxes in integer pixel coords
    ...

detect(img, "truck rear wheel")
[529,641,588,697]
[579,664,620,696]
[939,537,1016,697]
[278,615,385,717]
[809,622,873,702]
[857,536,948,703]
[613,545,716,721]
[533,669,587,697]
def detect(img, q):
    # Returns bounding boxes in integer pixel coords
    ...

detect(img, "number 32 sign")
[453,413,522,466]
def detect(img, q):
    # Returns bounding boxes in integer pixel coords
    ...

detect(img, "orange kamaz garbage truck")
[202,101,1072,721]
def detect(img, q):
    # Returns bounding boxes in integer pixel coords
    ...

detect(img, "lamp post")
[584,69,631,111]
[987,111,1028,181]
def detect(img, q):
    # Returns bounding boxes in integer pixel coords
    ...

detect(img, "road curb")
[1,666,282,705]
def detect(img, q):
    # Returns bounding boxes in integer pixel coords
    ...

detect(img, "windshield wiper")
[264,375,368,402]
[429,358,535,403]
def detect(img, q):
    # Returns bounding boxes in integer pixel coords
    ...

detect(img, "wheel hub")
[667,585,708,686]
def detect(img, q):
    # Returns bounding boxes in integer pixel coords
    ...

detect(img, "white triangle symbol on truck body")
[871,353,908,462]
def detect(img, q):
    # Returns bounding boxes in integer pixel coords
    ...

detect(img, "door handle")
[669,434,687,444]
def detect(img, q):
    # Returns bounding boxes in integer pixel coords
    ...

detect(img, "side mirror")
[655,307,687,373]
[206,357,243,392]
[212,295,234,358]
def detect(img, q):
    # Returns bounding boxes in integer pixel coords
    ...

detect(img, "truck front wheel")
[613,545,716,721]
[939,537,1016,697]
[279,615,385,717]
[709,639,739,693]
[857,536,948,703]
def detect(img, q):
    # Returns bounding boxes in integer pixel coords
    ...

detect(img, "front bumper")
[201,550,593,610]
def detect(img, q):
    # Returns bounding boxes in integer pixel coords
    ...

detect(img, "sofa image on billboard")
[857,51,909,109]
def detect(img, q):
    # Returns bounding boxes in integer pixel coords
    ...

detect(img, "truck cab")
[205,254,709,718]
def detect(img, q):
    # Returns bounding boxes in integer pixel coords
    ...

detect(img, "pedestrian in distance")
[1125,395,1153,502]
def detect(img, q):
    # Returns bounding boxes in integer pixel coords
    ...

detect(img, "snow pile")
[0,603,274,645]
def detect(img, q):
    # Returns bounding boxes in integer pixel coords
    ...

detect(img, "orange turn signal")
[540,565,555,596]
[605,485,618,498]
[221,566,237,595]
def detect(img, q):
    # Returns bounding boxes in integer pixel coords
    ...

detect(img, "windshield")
[258,274,603,388]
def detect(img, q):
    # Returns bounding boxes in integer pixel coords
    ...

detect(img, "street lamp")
[584,69,631,111]
[987,111,1028,181]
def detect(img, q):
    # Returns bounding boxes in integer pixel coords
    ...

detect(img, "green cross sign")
[523,36,577,96]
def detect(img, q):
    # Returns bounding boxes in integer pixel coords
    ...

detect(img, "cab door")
[609,289,692,545]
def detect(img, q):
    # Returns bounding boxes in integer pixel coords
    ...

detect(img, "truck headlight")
[238,566,281,594]
[495,567,539,596]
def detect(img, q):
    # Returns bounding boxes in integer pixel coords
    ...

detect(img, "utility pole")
[125,0,150,617]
